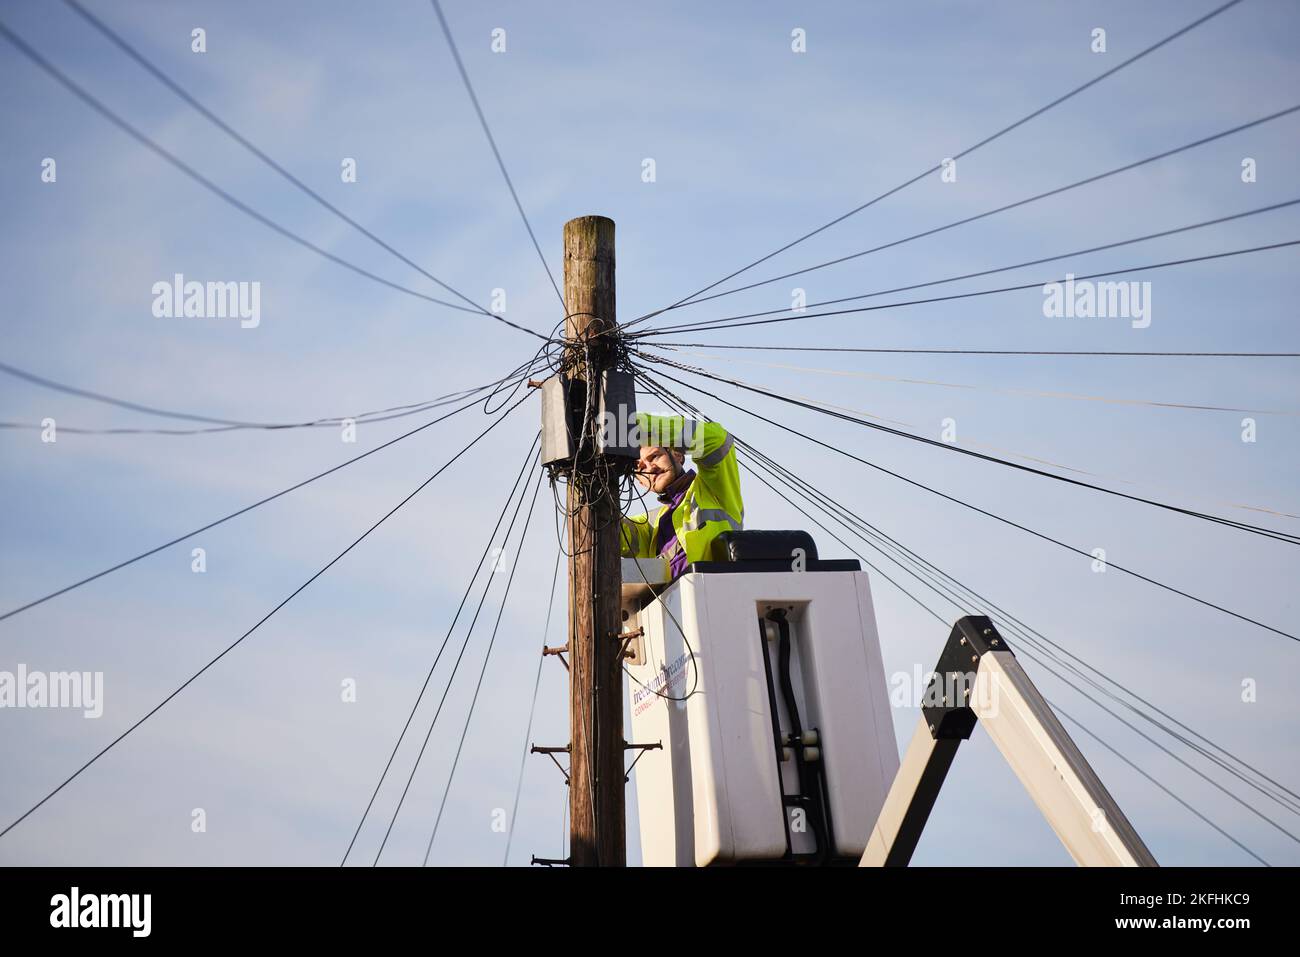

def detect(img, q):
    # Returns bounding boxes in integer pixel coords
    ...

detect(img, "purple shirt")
[656,471,695,578]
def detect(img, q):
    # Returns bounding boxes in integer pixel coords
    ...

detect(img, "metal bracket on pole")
[616,627,644,663]
[622,740,663,783]
[860,615,1157,868]
[530,744,572,785]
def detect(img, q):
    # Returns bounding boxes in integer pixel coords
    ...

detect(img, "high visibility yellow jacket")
[620,413,743,570]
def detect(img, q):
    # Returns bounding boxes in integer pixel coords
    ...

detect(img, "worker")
[620,411,743,578]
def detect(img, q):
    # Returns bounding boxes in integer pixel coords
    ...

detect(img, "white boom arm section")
[861,616,1156,867]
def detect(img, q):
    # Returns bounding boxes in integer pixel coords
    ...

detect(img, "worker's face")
[635,446,683,494]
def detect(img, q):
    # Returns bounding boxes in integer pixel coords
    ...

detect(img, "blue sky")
[0,0,1297,866]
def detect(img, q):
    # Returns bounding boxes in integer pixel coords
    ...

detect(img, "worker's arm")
[635,412,735,477]
[620,511,655,557]
[636,412,743,528]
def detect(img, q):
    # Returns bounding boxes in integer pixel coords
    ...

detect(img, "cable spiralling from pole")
[632,240,1300,339]
[638,362,1298,641]
[424,470,547,865]
[640,344,1300,359]
[630,196,1299,334]
[60,0,522,328]
[370,447,541,865]
[341,433,541,866]
[0,357,545,436]
[629,0,1249,324]
[657,348,1300,416]
[0,392,530,844]
[503,547,563,867]
[0,17,549,340]
[0,360,544,624]
[428,0,565,310]
[641,355,1300,545]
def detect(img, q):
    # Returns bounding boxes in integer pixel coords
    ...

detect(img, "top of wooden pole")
[563,216,616,343]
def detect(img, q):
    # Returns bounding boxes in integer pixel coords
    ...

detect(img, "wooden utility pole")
[563,215,625,866]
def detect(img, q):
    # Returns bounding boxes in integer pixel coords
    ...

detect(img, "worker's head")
[635,445,685,495]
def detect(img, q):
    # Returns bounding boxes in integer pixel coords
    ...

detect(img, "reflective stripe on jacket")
[620,413,743,569]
